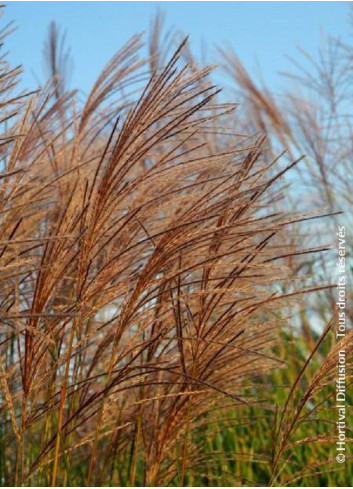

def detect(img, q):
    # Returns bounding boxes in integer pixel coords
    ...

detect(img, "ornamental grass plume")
[0,11,340,487]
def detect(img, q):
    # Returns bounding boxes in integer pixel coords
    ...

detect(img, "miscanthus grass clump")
[0,11,351,487]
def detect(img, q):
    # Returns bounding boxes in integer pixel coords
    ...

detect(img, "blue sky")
[5,2,351,95]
